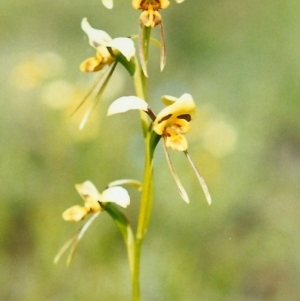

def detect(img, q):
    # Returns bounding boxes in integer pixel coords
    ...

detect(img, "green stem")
[132,134,154,301]
[131,26,153,301]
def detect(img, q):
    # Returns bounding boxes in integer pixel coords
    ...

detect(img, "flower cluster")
[58,5,212,295]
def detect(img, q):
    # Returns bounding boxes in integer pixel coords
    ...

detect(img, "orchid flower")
[132,0,185,27]
[55,179,139,266]
[132,0,185,74]
[73,18,136,129]
[107,93,212,205]
[62,180,130,222]
[80,18,135,73]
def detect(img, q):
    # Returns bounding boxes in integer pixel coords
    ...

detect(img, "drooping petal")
[76,62,117,130]
[184,150,212,205]
[160,21,166,71]
[75,181,101,212]
[109,37,136,61]
[102,0,113,9]
[107,96,148,116]
[55,212,100,265]
[62,205,89,222]
[101,186,130,208]
[67,212,100,265]
[81,18,112,49]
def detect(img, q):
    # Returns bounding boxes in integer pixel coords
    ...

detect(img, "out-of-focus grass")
[1,0,300,300]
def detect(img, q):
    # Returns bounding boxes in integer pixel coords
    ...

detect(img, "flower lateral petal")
[107,96,148,116]
[101,186,130,208]
[62,205,88,222]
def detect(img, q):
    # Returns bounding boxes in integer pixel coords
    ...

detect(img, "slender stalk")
[132,134,154,301]
[131,26,153,301]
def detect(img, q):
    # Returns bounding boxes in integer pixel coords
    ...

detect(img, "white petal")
[109,38,136,61]
[175,0,185,3]
[107,96,148,116]
[81,18,112,48]
[101,186,130,208]
[102,0,113,9]
[75,180,100,202]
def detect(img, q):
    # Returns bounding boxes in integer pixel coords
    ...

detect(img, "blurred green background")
[1,0,300,300]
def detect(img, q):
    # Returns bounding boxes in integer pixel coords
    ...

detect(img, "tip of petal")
[102,0,113,9]
[81,17,90,32]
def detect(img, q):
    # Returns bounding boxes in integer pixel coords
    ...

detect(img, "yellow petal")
[102,0,113,9]
[62,205,88,222]
[79,56,104,72]
[175,0,184,3]
[159,93,196,120]
[161,0,170,9]
[161,95,178,106]
[132,0,140,9]
[165,133,188,151]
[101,186,130,208]
[107,96,148,116]
[153,93,196,135]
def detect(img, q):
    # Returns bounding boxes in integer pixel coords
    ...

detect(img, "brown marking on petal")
[140,1,162,10]
[177,114,191,122]
[158,113,172,124]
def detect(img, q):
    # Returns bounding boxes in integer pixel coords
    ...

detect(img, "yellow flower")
[132,0,184,27]
[80,18,135,72]
[153,93,195,151]
[62,180,130,222]
[107,93,211,205]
